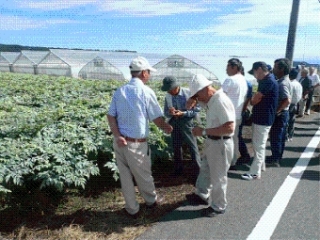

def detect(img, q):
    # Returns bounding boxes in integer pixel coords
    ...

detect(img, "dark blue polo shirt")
[252,74,279,126]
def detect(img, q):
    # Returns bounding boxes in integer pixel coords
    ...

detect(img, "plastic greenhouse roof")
[49,49,100,65]
[78,56,126,80]
[48,49,169,79]
[151,54,219,82]
[18,50,50,64]
[0,52,20,64]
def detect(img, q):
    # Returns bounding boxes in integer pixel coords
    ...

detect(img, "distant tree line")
[0,44,137,53]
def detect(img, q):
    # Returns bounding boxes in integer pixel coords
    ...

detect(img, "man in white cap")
[185,74,235,217]
[107,56,173,218]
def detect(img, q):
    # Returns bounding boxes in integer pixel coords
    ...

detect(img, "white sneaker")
[305,110,310,115]
[241,173,261,180]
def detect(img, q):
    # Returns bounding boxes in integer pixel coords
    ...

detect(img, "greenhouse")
[0,52,20,72]
[49,49,102,78]
[12,50,49,74]
[150,54,219,85]
[78,56,126,81]
[1,50,222,85]
[37,51,71,77]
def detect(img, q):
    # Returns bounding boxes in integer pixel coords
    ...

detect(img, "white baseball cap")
[129,56,157,72]
[189,74,213,97]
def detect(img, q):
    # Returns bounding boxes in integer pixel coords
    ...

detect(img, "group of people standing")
[107,56,319,219]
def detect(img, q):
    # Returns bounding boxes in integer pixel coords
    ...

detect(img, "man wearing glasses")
[185,74,235,217]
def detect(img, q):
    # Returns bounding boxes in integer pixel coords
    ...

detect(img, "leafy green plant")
[0,72,173,196]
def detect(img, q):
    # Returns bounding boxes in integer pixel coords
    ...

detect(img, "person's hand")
[252,92,263,102]
[191,126,203,137]
[116,136,127,147]
[172,110,184,118]
[163,123,173,134]
[169,107,176,115]
[186,98,197,109]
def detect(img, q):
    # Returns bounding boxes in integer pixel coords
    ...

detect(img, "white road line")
[247,127,320,240]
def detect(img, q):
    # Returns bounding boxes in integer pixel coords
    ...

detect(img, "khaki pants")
[114,140,156,215]
[195,138,233,211]
[298,98,307,116]
[231,118,242,165]
[249,124,271,177]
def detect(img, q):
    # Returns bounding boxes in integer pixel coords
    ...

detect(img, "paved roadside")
[136,111,320,240]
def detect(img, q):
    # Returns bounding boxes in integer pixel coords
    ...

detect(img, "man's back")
[222,73,248,119]
[108,78,163,138]
[290,79,303,105]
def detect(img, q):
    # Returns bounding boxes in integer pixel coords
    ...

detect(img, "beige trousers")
[195,138,233,211]
[249,124,271,177]
[231,118,242,166]
[113,140,156,215]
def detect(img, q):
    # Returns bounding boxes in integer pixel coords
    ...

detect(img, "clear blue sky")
[1,0,319,63]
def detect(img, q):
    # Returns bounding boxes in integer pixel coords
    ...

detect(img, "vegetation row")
[0,72,172,201]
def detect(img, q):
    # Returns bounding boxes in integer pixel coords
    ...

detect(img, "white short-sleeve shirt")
[205,89,236,136]
[222,74,248,119]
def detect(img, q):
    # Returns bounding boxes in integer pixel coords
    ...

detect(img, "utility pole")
[285,0,301,66]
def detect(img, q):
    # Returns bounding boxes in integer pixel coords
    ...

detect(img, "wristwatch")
[202,129,206,136]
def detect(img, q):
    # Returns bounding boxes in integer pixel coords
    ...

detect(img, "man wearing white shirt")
[221,58,248,169]
[305,66,320,115]
[287,68,302,141]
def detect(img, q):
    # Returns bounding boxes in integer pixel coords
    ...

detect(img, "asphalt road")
[137,111,320,240]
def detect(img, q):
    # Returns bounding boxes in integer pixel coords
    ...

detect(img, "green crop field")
[0,72,172,197]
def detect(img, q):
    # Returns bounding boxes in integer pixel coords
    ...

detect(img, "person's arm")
[277,98,291,114]
[176,105,201,118]
[186,97,197,109]
[242,97,251,112]
[192,121,234,137]
[107,114,127,147]
[250,92,264,105]
[314,75,320,88]
[163,97,172,119]
[153,117,173,134]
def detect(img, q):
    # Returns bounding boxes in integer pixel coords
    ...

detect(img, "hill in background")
[0,44,136,53]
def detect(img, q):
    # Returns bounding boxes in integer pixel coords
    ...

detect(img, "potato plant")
[0,72,171,195]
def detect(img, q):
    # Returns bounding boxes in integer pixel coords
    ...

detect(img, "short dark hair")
[289,68,298,80]
[240,66,245,76]
[228,58,242,71]
[274,58,291,75]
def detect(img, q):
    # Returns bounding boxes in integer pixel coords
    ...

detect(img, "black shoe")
[125,210,141,219]
[201,207,225,217]
[146,195,164,209]
[186,193,208,205]
[265,155,280,167]
[266,161,280,167]
[236,155,251,165]
[170,168,183,177]
[229,165,237,171]
[265,155,275,164]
